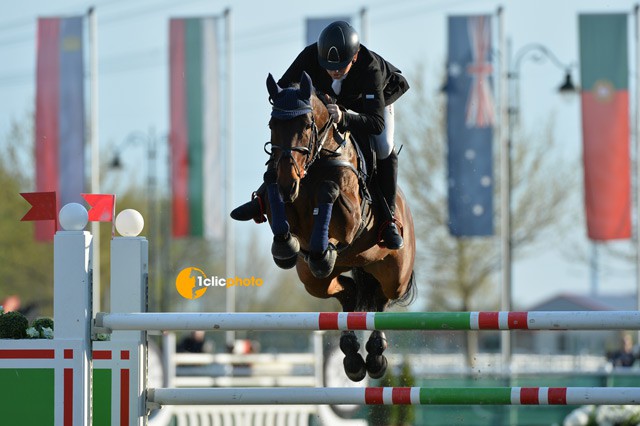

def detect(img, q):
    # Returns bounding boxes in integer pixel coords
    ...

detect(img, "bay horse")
[261,71,416,382]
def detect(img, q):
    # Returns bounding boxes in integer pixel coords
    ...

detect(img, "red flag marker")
[20,191,57,241]
[20,191,57,221]
[81,194,116,222]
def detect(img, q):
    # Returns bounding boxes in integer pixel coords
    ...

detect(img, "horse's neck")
[311,95,356,160]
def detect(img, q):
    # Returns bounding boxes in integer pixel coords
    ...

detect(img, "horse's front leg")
[308,180,340,279]
[266,169,299,269]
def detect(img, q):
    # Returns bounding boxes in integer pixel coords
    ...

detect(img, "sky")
[1,0,640,309]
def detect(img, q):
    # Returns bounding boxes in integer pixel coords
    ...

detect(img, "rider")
[231,20,409,249]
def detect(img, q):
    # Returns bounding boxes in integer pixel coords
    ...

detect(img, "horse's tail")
[392,270,417,308]
[351,268,417,311]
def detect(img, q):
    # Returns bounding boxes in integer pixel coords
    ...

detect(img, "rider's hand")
[326,104,342,123]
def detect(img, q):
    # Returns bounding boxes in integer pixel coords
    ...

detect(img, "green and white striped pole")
[147,386,640,406]
[96,311,640,332]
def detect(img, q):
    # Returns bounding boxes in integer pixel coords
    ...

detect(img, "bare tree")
[396,64,577,364]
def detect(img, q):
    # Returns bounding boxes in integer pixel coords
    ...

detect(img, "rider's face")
[325,54,356,79]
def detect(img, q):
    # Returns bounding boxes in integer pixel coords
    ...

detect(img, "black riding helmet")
[317,21,360,70]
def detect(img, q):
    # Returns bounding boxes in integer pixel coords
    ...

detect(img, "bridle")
[264,108,334,180]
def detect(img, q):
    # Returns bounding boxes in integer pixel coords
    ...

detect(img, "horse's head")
[266,72,329,203]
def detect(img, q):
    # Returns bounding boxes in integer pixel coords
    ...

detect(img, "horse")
[260,71,416,382]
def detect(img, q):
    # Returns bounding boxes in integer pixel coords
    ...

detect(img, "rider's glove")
[326,104,343,124]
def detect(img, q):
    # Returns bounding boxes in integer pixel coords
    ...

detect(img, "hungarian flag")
[169,17,223,239]
[579,14,630,241]
[446,15,495,237]
[35,16,86,241]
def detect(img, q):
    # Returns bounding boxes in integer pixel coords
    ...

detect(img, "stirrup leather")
[251,191,267,224]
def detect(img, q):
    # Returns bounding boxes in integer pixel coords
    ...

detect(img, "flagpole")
[224,8,236,350]
[88,6,100,314]
[359,7,368,45]
[634,4,640,344]
[497,5,512,369]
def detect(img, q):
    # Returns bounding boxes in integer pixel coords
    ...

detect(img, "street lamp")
[501,41,577,366]
[510,43,577,127]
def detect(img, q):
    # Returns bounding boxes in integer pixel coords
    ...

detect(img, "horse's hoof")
[308,245,337,279]
[365,331,387,355]
[273,254,297,269]
[343,353,367,382]
[339,331,360,355]
[365,353,388,379]
[271,233,300,260]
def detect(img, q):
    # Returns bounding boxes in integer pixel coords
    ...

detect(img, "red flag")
[20,192,57,241]
[82,194,116,222]
[20,192,57,221]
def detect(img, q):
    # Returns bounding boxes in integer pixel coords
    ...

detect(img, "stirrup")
[230,192,266,223]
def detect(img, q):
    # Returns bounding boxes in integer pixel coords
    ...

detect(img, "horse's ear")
[266,73,281,98]
[299,71,312,100]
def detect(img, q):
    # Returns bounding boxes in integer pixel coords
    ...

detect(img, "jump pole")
[95,311,640,332]
[147,386,640,406]
[87,208,640,420]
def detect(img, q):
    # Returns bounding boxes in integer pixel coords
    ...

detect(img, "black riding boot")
[376,151,404,250]
[230,166,275,222]
[230,182,266,222]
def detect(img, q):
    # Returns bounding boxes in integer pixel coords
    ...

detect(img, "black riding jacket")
[278,44,409,137]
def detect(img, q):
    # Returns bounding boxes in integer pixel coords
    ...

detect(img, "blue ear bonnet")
[270,88,312,119]
[267,72,314,120]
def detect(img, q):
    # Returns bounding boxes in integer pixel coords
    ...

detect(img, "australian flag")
[446,15,495,237]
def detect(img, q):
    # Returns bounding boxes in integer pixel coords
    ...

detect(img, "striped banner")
[147,386,640,406]
[97,311,640,332]
[35,16,85,241]
[169,17,223,239]
[579,14,631,240]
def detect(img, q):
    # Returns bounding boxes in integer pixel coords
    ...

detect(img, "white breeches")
[372,104,395,160]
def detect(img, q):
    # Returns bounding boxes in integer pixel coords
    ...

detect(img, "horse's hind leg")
[340,331,366,382]
[351,268,391,379]
[365,330,388,379]
[336,275,367,382]
[362,289,389,379]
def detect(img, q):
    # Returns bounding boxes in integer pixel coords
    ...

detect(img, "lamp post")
[501,40,577,366]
